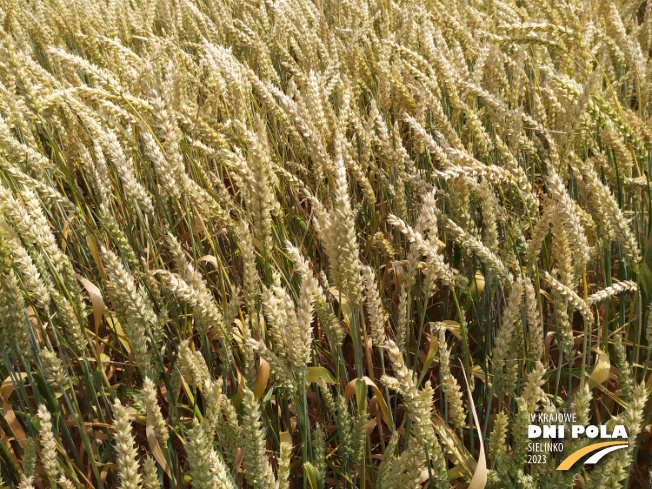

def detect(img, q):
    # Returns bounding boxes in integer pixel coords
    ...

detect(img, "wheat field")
[0,0,651,487]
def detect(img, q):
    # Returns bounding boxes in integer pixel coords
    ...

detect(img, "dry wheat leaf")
[77,274,105,332]
[1,373,29,448]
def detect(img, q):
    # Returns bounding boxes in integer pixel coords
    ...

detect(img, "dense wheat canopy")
[0,0,651,487]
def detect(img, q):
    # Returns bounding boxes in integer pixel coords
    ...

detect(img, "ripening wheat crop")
[0,0,651,487]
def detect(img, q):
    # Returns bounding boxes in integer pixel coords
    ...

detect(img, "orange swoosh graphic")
[556,441,627,470]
